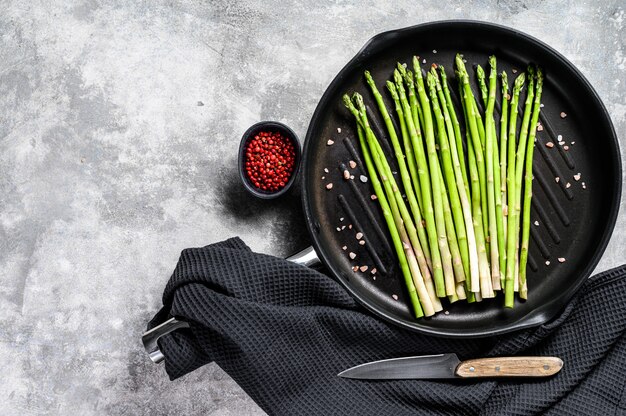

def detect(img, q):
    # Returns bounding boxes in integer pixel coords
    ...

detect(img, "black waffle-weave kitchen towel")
[148,238,626,416]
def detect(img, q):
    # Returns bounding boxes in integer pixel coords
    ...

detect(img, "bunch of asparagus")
[343,54,543,318]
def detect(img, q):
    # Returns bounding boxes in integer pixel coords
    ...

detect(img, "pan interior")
[302,22,621,337]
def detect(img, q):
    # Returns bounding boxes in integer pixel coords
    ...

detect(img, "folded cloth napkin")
[148,238,626,416]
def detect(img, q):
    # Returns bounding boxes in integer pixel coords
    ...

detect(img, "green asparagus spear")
[513,67,535,293]
[499,71,510,289]
[519,68,543,299]
[484,56,502,291]
[504,73,526,307]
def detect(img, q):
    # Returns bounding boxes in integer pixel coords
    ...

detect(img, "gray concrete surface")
[0,0,624,414]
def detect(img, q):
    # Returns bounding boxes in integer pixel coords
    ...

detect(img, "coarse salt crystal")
[324,168,329,173]
[343,170,350,180]
[321,176,325,180]
[444,311,450,315]
[342,245,347,250]
[350,175,354,180]
[352,266,358,272]
[337,127,342,133]
[359,240,365,246]
[557,134,563,141]
[534,221,539,226]
[422,58,426,64]
[341,225,346,230]
[371,194,377,200]
[371,268,377,275]
[360,175,368,183]
[349,160,357,169]
[537,124,544,131]
[574,173,581,181]
[558,257,566,263]
[340,217,344,221]
[555,177,560,183]
[392,294,399,300]
[566,182,571,188]
[546,260,551,265]
[540,103,545,108]
[349,252,356,260]
[546,142,554,148]
[433,49,437,53]
[512,68,518,73]
[360,265,368,272]
[560,112,567,118]
[582,182,587,189]
[563,145,569,151]
[327,139,334,145]
[336,227,341,231]
[356,232,363,239]
[348,224,352,229]
[326,183,333,190]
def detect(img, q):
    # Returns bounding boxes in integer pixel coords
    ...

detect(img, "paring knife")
[338,354,563,380]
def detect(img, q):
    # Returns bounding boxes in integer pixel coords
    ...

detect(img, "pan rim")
[301,20,622,338]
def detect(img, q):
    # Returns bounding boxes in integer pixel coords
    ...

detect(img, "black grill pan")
[300,21,621,337]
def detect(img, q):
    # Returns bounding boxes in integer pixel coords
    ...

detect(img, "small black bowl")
[238,121,301,199]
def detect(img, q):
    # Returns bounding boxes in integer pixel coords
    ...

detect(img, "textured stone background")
[0,1,624,414]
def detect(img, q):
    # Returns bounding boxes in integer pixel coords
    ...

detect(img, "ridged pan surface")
[301,21,621,337]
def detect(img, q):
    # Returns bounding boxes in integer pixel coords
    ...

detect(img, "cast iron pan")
[301,21,621,337]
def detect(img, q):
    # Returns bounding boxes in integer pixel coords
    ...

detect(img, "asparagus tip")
[476,64,485,77]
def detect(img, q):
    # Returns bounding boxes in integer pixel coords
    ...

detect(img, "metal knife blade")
[338,353,461,380]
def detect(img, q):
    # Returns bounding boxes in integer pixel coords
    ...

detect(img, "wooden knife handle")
[455,357,563,378]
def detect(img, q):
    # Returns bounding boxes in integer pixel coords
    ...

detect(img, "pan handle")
[286,246,321,268]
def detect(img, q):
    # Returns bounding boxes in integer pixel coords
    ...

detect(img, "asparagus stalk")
[363,71,433,275]
[410,60,456,297]
[513,67,535,293]
[427,70,468,284]
[476,65,489,107]
[483,56,502,291]
[504,73,526,307]
[482,61,506,289]
[499,71,510,289]
[520,68,543,299]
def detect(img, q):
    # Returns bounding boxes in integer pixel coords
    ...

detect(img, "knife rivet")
[495,366,500,372]
[543,365,550,370]
[469,366,475,372]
